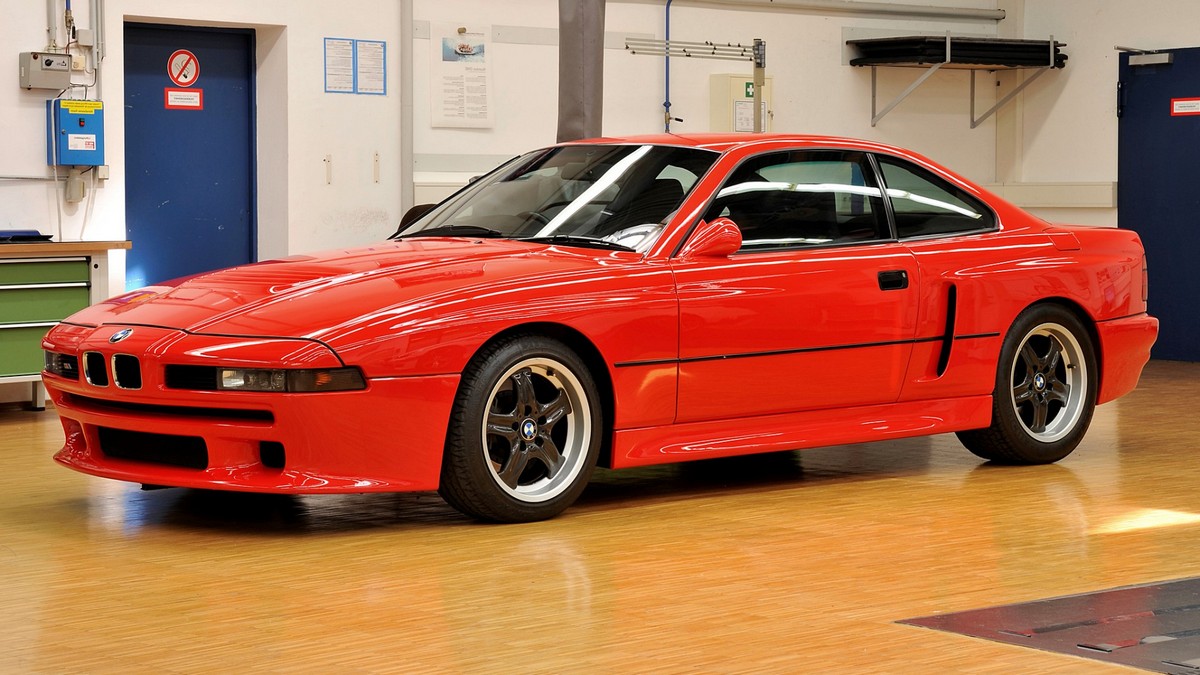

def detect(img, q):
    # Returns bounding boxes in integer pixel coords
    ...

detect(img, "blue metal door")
[124,23,255,289]
[1118,48,1200,361]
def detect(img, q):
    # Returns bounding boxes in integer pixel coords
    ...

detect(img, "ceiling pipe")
[614,0,1005,22]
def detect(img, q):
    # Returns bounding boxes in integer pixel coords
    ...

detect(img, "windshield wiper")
[520,235,637,252]
[397,225,506,239]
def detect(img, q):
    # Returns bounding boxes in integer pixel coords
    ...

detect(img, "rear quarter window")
[876,155,996,238]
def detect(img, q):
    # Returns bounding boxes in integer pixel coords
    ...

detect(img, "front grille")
[165,365,218,391]
[113,354,142,390]
[98,427,209,469]
[84,352,108,386]
[65,393,274,422]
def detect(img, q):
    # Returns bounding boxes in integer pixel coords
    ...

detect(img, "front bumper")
[43,324,459,493]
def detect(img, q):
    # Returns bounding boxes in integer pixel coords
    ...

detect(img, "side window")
[876,156,995,238]
[702,150,888,251]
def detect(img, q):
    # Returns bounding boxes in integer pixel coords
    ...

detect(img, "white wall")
[1,1,406,259]
[1017,0,1200,226]
[410,0,1005,198]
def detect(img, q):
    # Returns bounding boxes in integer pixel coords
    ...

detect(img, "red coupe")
[42,134,1158,522]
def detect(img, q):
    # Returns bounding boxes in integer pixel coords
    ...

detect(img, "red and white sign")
[167,49,200,87]
[164,87,204,110]
[1171,97,1200,116]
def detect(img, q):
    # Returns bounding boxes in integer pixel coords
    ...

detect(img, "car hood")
[66,238,625,338]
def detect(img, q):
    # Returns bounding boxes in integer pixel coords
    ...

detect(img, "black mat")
[901,578,1200,673]
[849,36,1067,69]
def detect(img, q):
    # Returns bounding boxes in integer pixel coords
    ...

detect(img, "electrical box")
[710,74,774,133]
[19,52,72,90]
[46,99,105,167]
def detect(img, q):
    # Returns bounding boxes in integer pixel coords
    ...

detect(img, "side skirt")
[610,395,993,468]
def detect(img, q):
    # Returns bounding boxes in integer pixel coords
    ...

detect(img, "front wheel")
[957,305,1097,464]
[439,335,602,522]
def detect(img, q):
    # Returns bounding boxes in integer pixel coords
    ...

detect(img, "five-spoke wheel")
[958,304,1097,464]
[439,335,601,522]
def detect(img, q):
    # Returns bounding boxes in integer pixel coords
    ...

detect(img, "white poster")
[356,40,387,95]
[431,24,493,128]
[324,38,355,94]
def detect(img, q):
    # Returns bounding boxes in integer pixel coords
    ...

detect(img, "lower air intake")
[98,427,208,470]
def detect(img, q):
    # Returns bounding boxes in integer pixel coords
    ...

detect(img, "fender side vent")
[936,284,957,377]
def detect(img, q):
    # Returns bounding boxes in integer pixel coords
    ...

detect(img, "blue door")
[124,23,255,289]
[1118,48,1200,361]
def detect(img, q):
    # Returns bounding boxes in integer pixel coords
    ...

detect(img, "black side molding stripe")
[613,331,1002,369]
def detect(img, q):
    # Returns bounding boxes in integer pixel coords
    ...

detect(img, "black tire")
[438,335,602,522]
[956,304,1097,464]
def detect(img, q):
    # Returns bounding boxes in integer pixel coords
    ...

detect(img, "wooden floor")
[3,360,1199,673]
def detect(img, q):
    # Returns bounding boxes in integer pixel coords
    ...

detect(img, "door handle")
[878,270,909,291]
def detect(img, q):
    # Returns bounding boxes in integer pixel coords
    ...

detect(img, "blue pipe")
[664,0,672,133]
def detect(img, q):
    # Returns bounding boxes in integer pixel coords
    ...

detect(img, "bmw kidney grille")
[82,352,143,390]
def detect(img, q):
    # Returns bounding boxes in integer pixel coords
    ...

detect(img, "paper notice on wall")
[733,100,768,132]
[431,23,493,128]
[356,40,387,95]
[324,38,355,93]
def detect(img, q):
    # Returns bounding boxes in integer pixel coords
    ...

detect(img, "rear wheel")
[957,305,1097,464]
[439,335,601,522]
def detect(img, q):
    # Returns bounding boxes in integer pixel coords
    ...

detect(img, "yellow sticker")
[61,100,103,115]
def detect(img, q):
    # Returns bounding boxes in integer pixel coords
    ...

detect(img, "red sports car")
[42,134,1158,522]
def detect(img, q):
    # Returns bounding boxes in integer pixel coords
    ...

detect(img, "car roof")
[558,132,918,157]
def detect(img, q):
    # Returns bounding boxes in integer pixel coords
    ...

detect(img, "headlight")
[217,367,366,392]
[44,351,80,380]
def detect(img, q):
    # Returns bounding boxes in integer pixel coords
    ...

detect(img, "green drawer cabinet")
[0,244,130,408]
[0,256,91,378]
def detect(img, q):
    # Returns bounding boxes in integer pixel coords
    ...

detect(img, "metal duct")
[557,0,606,142]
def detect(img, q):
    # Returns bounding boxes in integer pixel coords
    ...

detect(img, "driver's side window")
[703,150,888,251]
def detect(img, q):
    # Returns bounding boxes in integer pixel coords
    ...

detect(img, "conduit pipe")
[663,0,673,132]
[47,0,58,48]
[621,0,1004,22]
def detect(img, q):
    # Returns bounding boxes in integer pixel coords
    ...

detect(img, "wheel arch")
[468,322,616,468]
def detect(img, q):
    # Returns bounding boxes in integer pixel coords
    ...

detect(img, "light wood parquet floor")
[2,360,1198,673]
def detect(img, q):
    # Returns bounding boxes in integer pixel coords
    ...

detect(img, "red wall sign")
[167,49,200,87]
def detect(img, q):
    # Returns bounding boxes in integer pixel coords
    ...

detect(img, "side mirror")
[393,203,437,236]
[678,217,742,259]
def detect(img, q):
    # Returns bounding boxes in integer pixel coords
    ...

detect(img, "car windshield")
[396,144,720,252]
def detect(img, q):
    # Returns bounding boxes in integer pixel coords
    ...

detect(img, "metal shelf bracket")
[969,66,1048,129]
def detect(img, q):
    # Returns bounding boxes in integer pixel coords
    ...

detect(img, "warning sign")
[167,49,200,87]
[61,100,103,115]
[164,88,204,110]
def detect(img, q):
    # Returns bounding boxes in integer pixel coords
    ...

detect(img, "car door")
[868,153,1010,403]
[672,147,919,424]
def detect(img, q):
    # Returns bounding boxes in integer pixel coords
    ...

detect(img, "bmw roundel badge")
[521,419,537,441]
[109,328,133,343]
